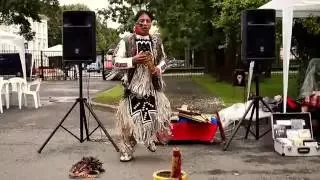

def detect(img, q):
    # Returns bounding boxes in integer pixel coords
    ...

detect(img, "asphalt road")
[0,79,320,180]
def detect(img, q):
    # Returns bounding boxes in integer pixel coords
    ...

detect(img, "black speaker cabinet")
[241,9,276,68]
[63,11,96,64]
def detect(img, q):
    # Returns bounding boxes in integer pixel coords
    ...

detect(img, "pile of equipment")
[169,105,225,143]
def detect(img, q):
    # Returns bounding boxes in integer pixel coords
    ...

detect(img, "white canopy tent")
[43,44,62,57]
[259,0,320,112]
[0,30,27,80]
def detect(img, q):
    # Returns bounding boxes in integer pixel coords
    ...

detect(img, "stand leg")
[223,101,254,151]
[79,101,84,142]
[216,112,226,141]
[223,71,274,151]
[260,99,274,112]
[257,98,274,138]
[255,97,260,140]
[38,100,78,153]
[254,74,260,140]
[244,103,256,139]
[84,101,120,152]
[38,63,119,153]
[79,99,90,142]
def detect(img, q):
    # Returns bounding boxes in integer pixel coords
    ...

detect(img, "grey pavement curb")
[89,86,118,112]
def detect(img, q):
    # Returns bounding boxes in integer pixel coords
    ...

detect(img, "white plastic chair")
[0,81,3,114]
[23,78,42,109]
[8,77,27,109]
[0,80,10,113]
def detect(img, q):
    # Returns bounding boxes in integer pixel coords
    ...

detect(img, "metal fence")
[0,50,107,81]
[0,49,298,81]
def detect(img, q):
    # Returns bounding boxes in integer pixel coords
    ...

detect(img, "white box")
[271,112,320,156]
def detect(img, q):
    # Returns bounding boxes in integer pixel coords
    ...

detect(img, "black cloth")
[136,38,152,52]
[128,94,157,124]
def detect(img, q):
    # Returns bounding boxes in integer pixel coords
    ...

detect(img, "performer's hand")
[152,67,161,76]
[305,96,310,103]
[133,51,147,64]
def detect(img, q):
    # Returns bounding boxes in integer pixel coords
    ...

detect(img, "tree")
[292,17,320,95]
[43,3,93,46]
[100,0,273,81]
[0,0,50,41]
[98,0,136,34]
[151,0,220,59]
[96,20,119,51]
[98,0,221,59]
[210,0,269,81]
[0,0,59,41]
[43,3,120,50]
[40,0,61,46]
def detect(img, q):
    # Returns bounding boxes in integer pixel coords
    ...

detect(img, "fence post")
[102,50,106,80]
[40,50,44,79]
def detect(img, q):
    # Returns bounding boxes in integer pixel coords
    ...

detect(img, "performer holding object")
[113,10,172,162]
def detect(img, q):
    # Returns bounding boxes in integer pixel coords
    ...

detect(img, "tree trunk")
[220,35,237,83]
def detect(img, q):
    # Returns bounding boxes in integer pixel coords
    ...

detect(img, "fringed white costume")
[113,33,172,160]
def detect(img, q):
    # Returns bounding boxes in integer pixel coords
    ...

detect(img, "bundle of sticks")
[143,51,156,73]
[177,105,209,123]
[142,51,162,90]
[170,147,182,180]
[69,156,105,178]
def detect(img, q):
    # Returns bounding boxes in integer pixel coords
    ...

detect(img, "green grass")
[93,84,124,105]
[94,74,298,106]
[192,74,298,105]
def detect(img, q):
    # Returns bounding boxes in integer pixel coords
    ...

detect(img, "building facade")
[0,15,48,52]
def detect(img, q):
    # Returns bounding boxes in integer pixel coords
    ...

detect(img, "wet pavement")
[0,78,320,180]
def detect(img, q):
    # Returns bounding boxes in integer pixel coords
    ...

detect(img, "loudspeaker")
[241,9,276,67]
[63,11,96,63]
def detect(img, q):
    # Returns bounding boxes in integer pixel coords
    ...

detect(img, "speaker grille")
[62,11,96,63]
[241,9,276,64]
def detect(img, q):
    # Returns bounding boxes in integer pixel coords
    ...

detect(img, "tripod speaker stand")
[38,63,119,153]
[223,72,273,151]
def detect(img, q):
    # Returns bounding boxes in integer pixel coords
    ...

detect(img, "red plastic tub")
[170,122,218,142]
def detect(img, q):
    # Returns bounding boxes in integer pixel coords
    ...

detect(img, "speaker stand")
[38,63,119,153]
[223,73,273,151]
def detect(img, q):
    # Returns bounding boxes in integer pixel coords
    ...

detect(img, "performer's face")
[137,13,152,34]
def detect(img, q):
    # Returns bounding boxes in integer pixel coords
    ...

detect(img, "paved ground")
[103,76,225,113]
[163,76,224,113]
[1,78,320,180]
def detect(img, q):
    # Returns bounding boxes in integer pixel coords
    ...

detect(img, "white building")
[0,15,49,52]
[0,15,49,69]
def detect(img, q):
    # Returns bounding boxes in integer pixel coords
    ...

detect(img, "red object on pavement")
[170,148,182,180]
[170,122,218,142]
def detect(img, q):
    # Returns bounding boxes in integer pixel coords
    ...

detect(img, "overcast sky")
[58,0,120,29]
